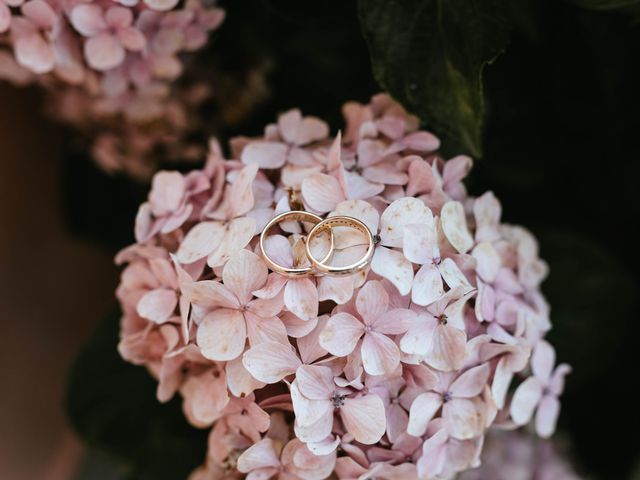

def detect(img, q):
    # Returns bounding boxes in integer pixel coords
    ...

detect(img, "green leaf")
[358,0,512,157]
[66,311,208,480]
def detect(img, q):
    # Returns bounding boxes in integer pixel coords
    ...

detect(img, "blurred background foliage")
[66,0,640,478]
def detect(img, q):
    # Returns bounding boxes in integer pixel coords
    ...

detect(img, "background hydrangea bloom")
[115,93,570,479]
[0,0,254,178]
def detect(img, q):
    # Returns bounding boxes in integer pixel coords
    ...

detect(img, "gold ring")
[305,215,374,276]
[259,211,334,277]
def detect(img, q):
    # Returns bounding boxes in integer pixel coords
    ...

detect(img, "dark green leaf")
[358,0,512,157]
[66,311,208,480]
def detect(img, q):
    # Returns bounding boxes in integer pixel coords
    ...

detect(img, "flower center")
[442,392,452,402]
[436,314,448,325]
[332,392,346,408]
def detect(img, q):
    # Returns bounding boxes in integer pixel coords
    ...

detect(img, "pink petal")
[474,191,502,242]
[297,316,329,364]
[15,33,55,74]
[182,375,227,427]
[345,171,384,200]
[357,138,386,167]
[440,201,474,254]
[416,430,448,479]
[148,171,185,215]
[449,363,490,398]
[105,6,132,28]
[247,294,285,319]
[510,376,544,425]
[443,398,483,439]
[386,403,409,444]
[549,364,572,396]
[405,157,437,197]
[264,235,293,268]
[472,242,501,282]
[253,272,288,299]
[439,258,472,291]
[319,313,363,356]
[361,331,400,375]
[284,278,318,321]
[222,249,268,306]
[335,457,368,479]
[442,290,474,331]
[379,198,433,248]
[295,365,334,400]
[294,405,334,444]
[531,339,555,384]
[280,311,317,338]
[371,246,413,296]
[244,312,288,346]
[117,26,146,51]
[475,280,495,322]
[207,217,257,268]
[288,147,316,166]
[424,324,466,372]
[371,308,415,334]
[405,364,439,391]
[84,33,125,71]
[290,382,333,428]
[412,263,444,306]
[237,438,280,473]
[197,309,246,361]
[535,394,560,438]
[356,280,389,325]
[301,173,345,214]
[403,223,438,264]
[0,4,10,33]
[242,341,301,383]
[176,221,223,264]
[143,0,179,11]
[288,438,336,475]
[70,4,106,36]
[22,0,57,28]
[241,141,288,169]
[227,163,259,218]
[400,317,436,356]
[364,162,409,185]
[136,288,177,324]
[317,275,356,305]
[226,358,265,397]
[281,165,322,187]
[278,109,328,146]
[399,131,440,152]
[443,155,473,185]
[340,394,386,444]
[182,280,238,310]
[407,392,442,437]
[491,357,514,409]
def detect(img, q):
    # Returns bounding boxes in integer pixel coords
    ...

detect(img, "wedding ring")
[305,215,374,276]
[260,211,334,277]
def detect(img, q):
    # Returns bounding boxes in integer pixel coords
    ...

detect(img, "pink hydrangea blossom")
[1,0,228,177]
[114,94,570,479]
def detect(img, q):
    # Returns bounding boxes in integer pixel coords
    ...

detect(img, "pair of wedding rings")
[259,210,375,277]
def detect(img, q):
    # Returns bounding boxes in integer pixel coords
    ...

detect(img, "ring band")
[305,215,374,276]
[259,210,334,277]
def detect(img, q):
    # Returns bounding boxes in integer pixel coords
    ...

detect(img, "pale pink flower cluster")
[116,93,570,479]
[459,430,582,480]
[0,0,224,177]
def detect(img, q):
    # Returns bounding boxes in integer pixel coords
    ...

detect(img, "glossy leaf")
[359,0,512,157]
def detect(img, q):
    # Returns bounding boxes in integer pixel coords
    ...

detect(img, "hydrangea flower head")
[116,93,570,479]
[0,0,228,177]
